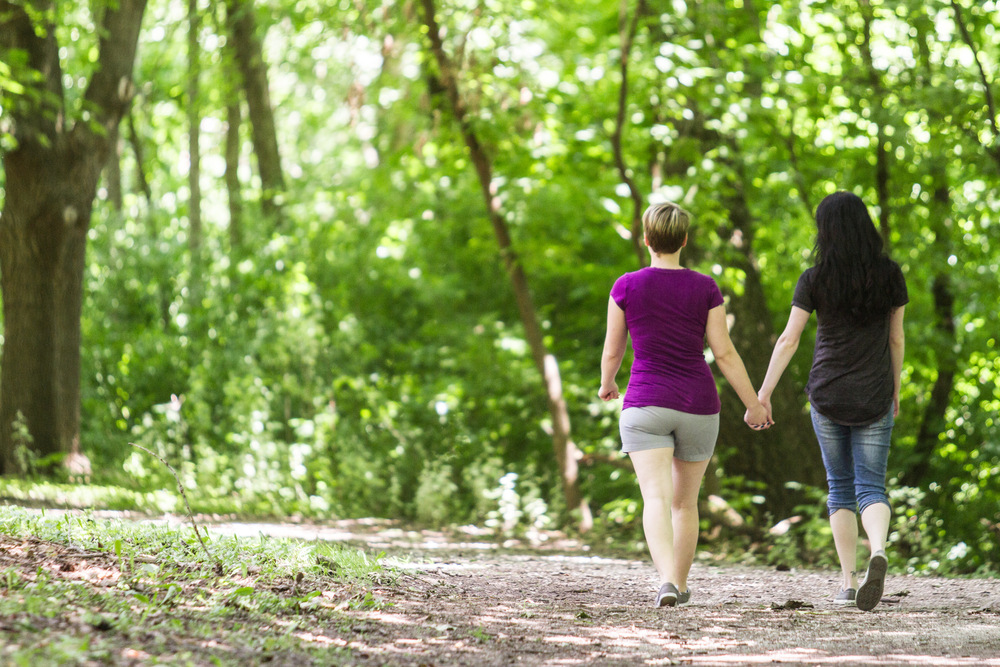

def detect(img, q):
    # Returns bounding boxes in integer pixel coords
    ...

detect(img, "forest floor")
[2,510,1000,666]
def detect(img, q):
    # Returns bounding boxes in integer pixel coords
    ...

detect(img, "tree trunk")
[419,0,589,528]
[859,0,892,248]
[127,110,154,209]
[226,101,243,250]
[713,169,826,517]
[905,16,958,486]
[611,0,648,268]
[0,0,147,474]
[188,0,203,306]
[105,125,124,212]
[225,0,284,223]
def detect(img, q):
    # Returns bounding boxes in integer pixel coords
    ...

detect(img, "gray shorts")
[619,406,719,461]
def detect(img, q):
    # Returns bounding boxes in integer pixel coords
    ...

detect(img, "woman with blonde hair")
[600,201,770,607]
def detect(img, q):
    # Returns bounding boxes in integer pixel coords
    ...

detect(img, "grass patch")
[0,507,394,665]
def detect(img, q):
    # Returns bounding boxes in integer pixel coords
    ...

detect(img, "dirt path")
[4,511,999,666]
[203,519,1000,666]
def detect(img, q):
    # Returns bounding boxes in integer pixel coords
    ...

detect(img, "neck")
[649,250,683,269]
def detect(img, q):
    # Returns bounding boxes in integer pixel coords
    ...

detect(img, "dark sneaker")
[677,588,691,606]
[656,582,679,607]
[834,588,857,606]
[857,550,888,611]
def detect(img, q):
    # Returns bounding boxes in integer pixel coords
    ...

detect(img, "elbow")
[776,333,800,353]
[602,348,625,366]
[713,347,737,370]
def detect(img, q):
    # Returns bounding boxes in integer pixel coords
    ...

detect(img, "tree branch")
[129,443,222,573]
[859,0,891,248]
[81,0,147,146]
[784,131,814,215]
[951,0,1000,157]
[127,109,153,204]
[578,452,634,471]
[610,0,648,268]
[0,0,65,144]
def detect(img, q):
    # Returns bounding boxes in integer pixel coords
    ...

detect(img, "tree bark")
[225,0,284,223]
[419,0,588,528]
[0,0,147,474]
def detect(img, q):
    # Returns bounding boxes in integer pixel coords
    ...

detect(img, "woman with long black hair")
[757,191,907,611]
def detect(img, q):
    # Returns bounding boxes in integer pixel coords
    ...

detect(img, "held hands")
[745,394,773,430]
[599,382,620,401]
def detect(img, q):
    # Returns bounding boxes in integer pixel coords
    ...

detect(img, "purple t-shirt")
[611,267,725,415]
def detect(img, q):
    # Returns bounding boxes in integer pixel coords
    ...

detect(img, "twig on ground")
[128,442,222,573]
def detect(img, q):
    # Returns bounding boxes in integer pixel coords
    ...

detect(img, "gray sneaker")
[656,582,679,607]
[677,588,691,606]
[857,550,888,612]
[834,588,857,606]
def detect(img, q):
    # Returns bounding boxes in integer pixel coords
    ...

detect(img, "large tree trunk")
[419,0,589,528]
[713,169,826,517]
[0,0,147,474]
[225,0,284,224]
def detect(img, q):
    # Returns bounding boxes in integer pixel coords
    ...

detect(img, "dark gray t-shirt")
[793,263,908,426]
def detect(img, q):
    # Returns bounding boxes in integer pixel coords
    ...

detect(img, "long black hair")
[813,191,897,324]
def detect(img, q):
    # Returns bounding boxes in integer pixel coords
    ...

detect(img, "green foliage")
[1,0,998,568]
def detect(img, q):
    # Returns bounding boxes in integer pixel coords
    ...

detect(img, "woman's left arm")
[600,297,628,401]
[889,305,905,417]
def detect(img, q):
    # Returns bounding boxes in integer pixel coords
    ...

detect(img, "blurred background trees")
[0,0,997,572]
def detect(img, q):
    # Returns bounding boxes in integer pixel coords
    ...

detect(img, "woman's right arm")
[757,306,812,423]
[705,304,769,427]
[599,297,628,401]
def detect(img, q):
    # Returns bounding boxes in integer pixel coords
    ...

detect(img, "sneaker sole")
[656,594,677,607]
[857,554,887,611]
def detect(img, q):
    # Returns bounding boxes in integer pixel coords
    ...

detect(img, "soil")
[215,519,1000,666]
[4,513,1000,666]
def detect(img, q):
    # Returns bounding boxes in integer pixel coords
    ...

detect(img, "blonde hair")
[643,201,690,254]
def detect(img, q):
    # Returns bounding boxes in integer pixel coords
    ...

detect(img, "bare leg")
[670,457,711,592]
[861,502,891,555]
[629,448,676,585]
[830,509,859,589]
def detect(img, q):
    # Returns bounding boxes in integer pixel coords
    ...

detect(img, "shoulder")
[794,266,818,293]
[684,269,719,287]
[611,271,637,304]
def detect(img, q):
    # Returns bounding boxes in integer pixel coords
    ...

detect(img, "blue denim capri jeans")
[811,405,894,516]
